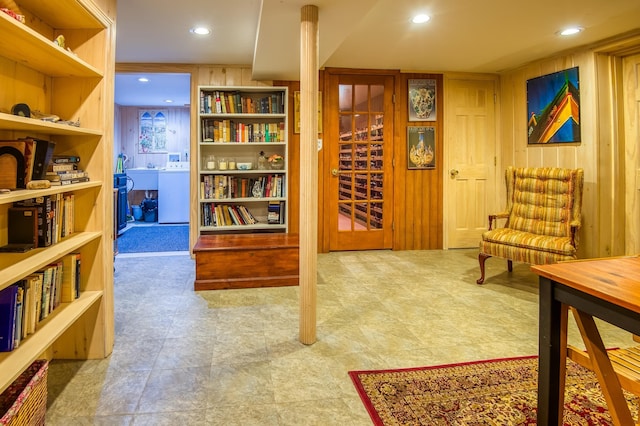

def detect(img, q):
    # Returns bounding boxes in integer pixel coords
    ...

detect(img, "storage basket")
[0,360,48,426]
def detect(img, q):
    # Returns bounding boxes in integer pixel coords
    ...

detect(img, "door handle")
[450,169,459,177]
[331,168,339,176]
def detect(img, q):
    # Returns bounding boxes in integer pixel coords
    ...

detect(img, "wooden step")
[193,233,299,290]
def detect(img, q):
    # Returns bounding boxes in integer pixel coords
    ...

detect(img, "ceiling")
[114,0,640,107]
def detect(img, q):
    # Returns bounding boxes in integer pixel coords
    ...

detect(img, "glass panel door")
[329,74,393,250]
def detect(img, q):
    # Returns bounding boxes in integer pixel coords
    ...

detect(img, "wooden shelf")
[0,181,102,205]
[0,290,103,393]
[0,113,102,136]
[0,232,102,290]
[199,141,286,146]
[16,0,104,29]
[201,224,286,232]
[0,0,113,402]
[200,197,286,203]
[0,12,102,78]
[197,86,288,235]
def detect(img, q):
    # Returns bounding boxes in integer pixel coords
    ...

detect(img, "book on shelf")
[52,155,81,164]
[14,285,23,349]
[61,253,80,303]
[7,207,38,248]
[0,285,18,352]
[13,196,54,247]
[201,119,285,143]
[200,90,284,115]
[23,137,56,180]
[201,203,259,227]
[0,257,76,353]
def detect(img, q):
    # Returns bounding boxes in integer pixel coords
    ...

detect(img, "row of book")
[201,203,259,227]
[268,201,285,224]
[0,253,81,352]
[46,155,90,186]
[200,174,285,200]
[200,91,285,115]
[13,193,75,248]
[201,119,285,143]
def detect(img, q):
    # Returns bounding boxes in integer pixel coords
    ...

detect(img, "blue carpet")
[117,225,189,253]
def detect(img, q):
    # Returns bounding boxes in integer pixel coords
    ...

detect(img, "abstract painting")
[527,67,580,144]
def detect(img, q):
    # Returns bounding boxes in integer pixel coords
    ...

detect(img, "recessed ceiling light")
[164,99,173,103]
[138,77,149,83]
[190,26,211,35]
[559,27,583,36]
[412,14,430,24]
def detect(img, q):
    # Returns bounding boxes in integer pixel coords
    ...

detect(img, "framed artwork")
[408,79,436,122]
[407,126,435,170]
[138,109,168,153]
[294,91,323,134]
[526,67,580,144]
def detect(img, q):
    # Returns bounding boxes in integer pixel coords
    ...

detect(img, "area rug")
[117,225,189,253]
[349,356,639,425]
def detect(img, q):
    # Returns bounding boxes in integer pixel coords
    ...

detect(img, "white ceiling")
[114,0,640,107]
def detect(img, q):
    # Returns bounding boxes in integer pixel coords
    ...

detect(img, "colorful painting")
[407,126,435,170]
[139,110,168,153]
[408,79,436,122]
[527,67,580,144]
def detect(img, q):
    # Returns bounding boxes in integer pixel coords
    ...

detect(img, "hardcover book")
[0,285,18,352]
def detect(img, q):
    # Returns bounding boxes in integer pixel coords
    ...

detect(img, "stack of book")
[46,155,89,185]
[0,253,80,352]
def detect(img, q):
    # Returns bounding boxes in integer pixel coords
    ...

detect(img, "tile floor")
[45,249,634,425]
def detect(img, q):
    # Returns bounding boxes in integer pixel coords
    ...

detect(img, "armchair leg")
[507,260,513,272]
[477,253,491,284]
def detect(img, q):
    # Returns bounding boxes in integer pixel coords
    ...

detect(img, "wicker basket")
[0,360,48,426]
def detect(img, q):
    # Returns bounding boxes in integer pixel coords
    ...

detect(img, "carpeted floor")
[116,224,189,253]
[350,356,639,425]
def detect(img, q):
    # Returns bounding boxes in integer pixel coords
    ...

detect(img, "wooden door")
[326,74,394,250]
[444,78,497,248]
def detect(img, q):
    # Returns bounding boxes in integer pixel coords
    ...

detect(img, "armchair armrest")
[570,222,580,248]
[488,212,509,230]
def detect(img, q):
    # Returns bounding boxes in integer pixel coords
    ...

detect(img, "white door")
[444,78,497,248]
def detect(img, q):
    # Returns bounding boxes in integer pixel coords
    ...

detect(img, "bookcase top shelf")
[0,113,103,136]
[0,12,103,78]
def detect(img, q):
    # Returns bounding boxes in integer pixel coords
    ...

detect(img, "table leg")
[572,309,635,425]
[538,277,566,426]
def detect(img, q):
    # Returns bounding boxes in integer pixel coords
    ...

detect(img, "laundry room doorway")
[114,67,193,254]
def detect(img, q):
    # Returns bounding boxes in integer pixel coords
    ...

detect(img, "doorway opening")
[114,72,191,254]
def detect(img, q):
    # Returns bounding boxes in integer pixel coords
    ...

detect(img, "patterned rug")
[349,356,639,425]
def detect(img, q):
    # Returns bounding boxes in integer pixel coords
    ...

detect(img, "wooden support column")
[299,4,319,345]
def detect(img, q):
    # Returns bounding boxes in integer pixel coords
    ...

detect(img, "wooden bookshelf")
[197,86,289,234]
[194,86,297,290]
[0,0,114,393]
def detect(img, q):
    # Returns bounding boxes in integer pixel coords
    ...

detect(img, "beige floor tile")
[45,249,640,424]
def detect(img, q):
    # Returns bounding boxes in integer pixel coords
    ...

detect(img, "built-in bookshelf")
[197,86,288,233]
[0,0,114,393]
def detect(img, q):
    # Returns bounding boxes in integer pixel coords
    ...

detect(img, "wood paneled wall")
[394,73,444,250]
[115,106,190,169]
[497,32,640,259]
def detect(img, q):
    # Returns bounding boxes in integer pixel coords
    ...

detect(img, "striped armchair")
[477,166,584,284]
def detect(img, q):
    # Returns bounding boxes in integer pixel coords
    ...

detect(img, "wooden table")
[532,256,640,426]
